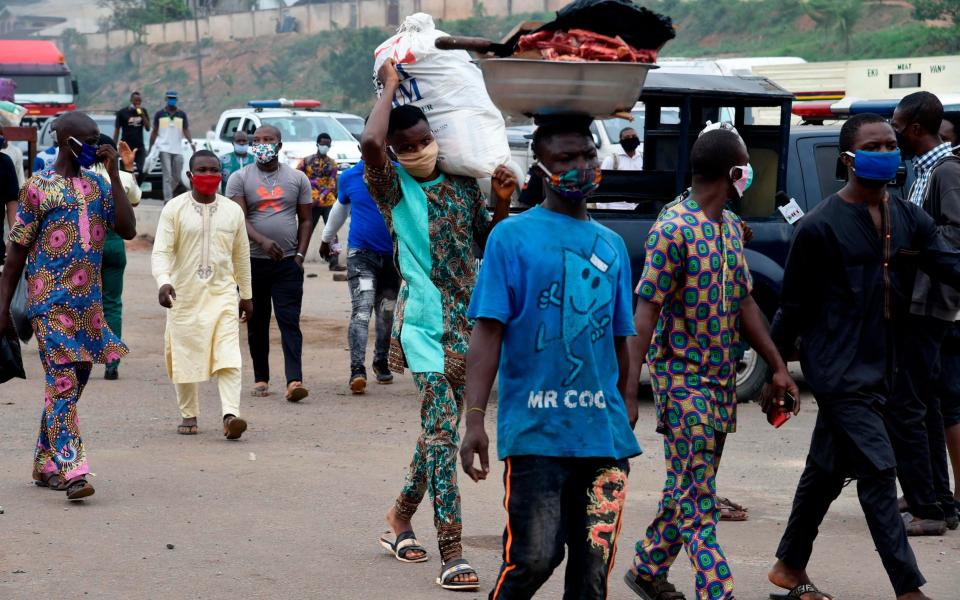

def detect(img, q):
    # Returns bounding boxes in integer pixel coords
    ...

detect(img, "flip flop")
[285,382,309,403]
[718,496,749,521]
[177,423,198,435]
[769,583,833,600]
[436,558,479,591]
[379,530,429,563]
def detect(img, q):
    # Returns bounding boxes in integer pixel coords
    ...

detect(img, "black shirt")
[0,152,20,264]
[115,105,150,147]
[771,193,960,398]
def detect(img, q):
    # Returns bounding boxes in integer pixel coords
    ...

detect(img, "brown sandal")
[177,421,199,435]
[223,415,248,440]
[33,471,67,490]
[285,381,308,403]
[65,477,95,501]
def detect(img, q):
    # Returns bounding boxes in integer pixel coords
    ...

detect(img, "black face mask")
[621,137,640,154]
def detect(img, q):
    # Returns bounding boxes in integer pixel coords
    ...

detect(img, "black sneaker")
[105,365,119,380]
[373,361,393,384]
[350,368,367,395]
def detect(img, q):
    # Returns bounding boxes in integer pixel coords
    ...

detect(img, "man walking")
[362,59,515,592]
[150,90,195,202]
[220,130,254,194]
[113,91,150,183]
[226,125,311,403]
[888,91,960,535]
[765,114,956,600]
[460,116,641,599]
[627,128,798,600]
[0,112,137,501]
[93,135,141,381]
[153,150,253,439]
[298,132,344,271]
[319,159,398,394]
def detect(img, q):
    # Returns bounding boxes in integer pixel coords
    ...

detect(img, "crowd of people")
[1,66,960,600]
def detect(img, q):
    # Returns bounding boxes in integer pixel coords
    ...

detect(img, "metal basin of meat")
[478,58,657,119]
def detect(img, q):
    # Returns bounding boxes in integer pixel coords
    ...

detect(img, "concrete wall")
[82,0,554,50]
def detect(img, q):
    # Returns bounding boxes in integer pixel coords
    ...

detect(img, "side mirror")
[71,79,79,95]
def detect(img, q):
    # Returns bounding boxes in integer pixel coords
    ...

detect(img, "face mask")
[69,136,99,168]
[234,143,248,155]
[620,137,640,154]
[730,163,754,198]
[317,144,330,156]
[536,161,602,202]
[252,143,279,165]
[191,173,222,195]
[167,99,177,108]
[844,149,900,186]
[397,140,439,178]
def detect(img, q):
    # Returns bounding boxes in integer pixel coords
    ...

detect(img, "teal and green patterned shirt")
[636,198,752,433]
[364,161,492,379]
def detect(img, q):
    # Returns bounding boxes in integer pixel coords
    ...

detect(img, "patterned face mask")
[729,163,753,198]
[252,143,279,165]
[536,161,602,202]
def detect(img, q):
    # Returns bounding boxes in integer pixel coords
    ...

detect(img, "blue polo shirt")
[338,160,393,255]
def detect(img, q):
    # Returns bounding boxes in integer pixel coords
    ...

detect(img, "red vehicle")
[0,40,78,126]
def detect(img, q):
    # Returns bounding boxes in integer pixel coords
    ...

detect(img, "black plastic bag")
[0,334,26,384]
[11,271,32,343]
[534,0,676,51]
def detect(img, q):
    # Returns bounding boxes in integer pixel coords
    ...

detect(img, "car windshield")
[335,116,364,139]
[260,116,354,143]
[601,109,680,142]
[12,75,70,95]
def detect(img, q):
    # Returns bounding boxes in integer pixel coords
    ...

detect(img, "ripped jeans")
[347,248,400,372]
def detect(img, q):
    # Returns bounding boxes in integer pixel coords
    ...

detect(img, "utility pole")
[194,0,205,100]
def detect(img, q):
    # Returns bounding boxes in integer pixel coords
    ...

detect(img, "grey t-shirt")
[226,163,312,259]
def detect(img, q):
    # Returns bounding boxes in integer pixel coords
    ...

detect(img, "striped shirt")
[909,142,954,206]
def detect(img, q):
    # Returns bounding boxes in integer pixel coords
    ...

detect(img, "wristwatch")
[296,252,305,259]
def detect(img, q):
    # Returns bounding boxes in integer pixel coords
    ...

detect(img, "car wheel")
[735,346,769,402]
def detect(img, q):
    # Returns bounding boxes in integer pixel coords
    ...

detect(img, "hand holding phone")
[767,391,796,428]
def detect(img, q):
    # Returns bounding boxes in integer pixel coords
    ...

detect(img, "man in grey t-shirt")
[226,124,312,403]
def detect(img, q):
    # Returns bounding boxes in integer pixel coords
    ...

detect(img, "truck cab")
[0,40,78,127]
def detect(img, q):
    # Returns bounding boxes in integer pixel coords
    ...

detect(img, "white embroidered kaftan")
[152,192,252,383]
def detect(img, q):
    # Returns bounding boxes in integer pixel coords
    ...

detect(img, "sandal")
[251,382,269,397]
[624,571,686,600]
[33,471,67,490]
[177,423,198,435]
[65,477,95,501]
[770,583,833,600]
[379,530,429,563]
[285,381,309,403]
[223,416,248,440]
[436,558,479,591]
[718,496,749,521]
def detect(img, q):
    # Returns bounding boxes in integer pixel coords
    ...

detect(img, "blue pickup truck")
[582,72,914,399]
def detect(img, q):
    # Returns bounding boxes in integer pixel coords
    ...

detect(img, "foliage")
[914,0,960,51]
[323,27,389,112]
[98,0,193,41]
[802,0,863,54]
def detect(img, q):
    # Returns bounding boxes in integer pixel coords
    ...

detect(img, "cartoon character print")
[535,235,618,386]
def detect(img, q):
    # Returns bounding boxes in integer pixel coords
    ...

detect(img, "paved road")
[1,251,958,599]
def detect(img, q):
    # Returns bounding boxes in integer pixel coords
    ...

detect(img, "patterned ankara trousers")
[394,371,464,562]
[633,418,734,600]
[33,359,93,481]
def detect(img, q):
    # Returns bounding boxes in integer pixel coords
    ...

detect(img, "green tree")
[914,0,960,50]
[802,0,863,54]
[98,0,192,42]
[324,27,389,110]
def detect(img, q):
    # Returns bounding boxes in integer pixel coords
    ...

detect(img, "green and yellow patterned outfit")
[365,161,491,561]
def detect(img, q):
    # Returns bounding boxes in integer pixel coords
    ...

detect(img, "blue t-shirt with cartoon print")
[468,205,642,460]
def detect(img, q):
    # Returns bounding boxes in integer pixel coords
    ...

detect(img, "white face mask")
[317,144,330,156]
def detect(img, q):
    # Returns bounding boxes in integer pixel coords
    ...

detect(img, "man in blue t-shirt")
[320,159,399,393]
[461,116,641,599]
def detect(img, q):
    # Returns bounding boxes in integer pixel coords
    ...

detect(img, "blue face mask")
[69,136,99,168]
[234,142,248,155]
[167,98,177,108]
[844,149,901,185]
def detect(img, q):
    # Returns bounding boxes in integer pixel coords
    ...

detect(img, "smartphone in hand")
[767,392,796,429]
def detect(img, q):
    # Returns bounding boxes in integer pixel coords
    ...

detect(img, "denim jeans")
[490,456,630,600]
[346,248,398,372]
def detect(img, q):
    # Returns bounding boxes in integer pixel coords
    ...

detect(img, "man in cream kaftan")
[152,190,253,429]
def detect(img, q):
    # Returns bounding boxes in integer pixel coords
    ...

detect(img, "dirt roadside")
[0,250,958,600]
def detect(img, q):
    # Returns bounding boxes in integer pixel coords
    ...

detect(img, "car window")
[221,117,241,141]
[242,118,258,135]
[335,116,364,140]
[813,143,844,199]
[601,112,645,143]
